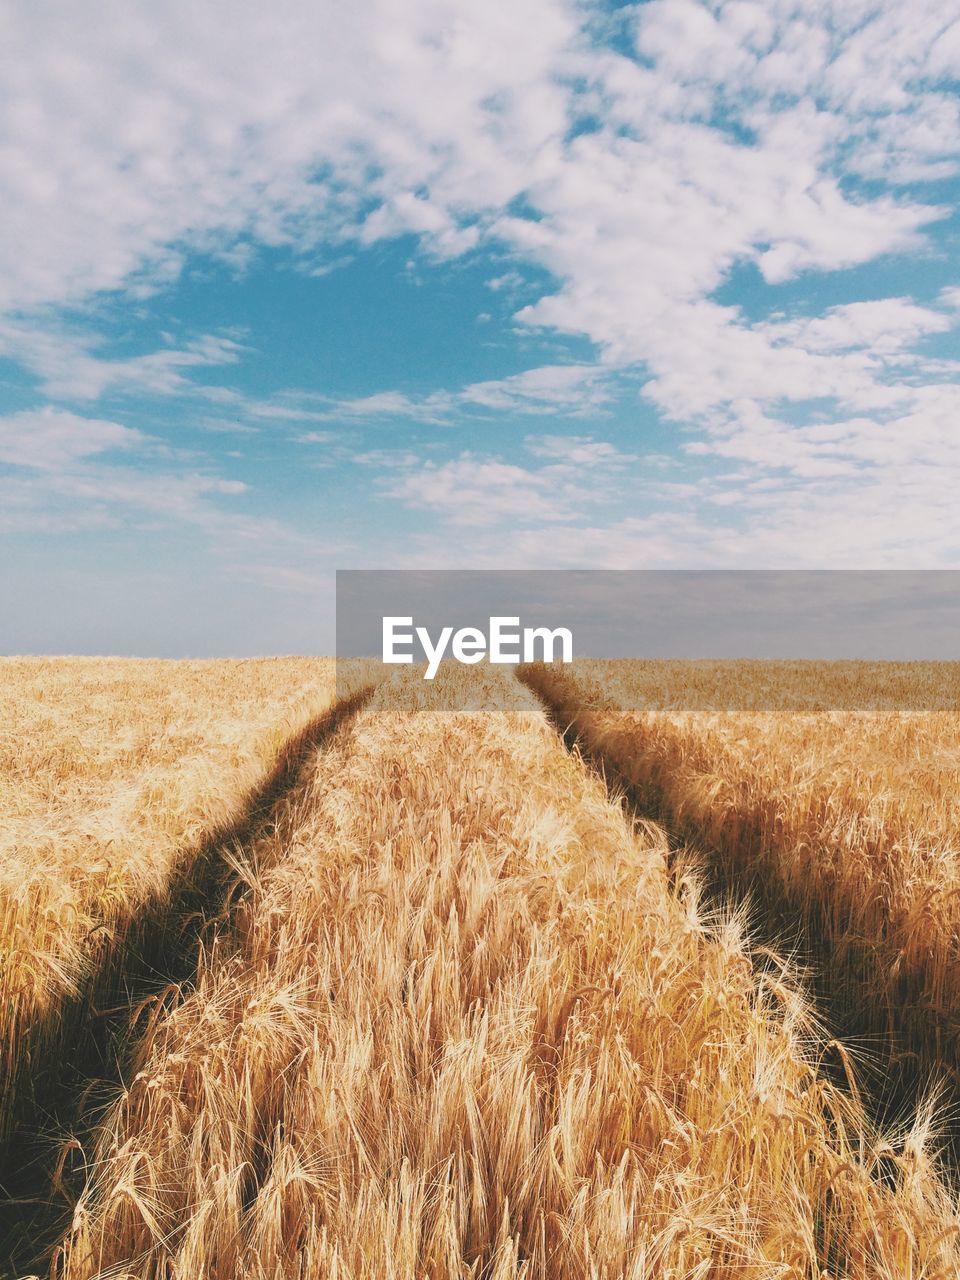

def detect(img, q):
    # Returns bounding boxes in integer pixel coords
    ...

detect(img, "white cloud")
[336,390,448,421]
[525,434,633,466]
[3,2,950,365]
[0,406,274,543]
[289,363,613,424]
[506,121,944,391]
[2,5,956,417]
[665,378,960,565]
[760,298,953,356]
[482,2,960,487]
[0,0,577,315]
[353,448,423,468]
[459,365,611,414]
[3,0,960,576]
[381,432,631,526]
[486,271,526,292]
[0,407,145,470]
[297,430,335,445]
[0,319,243,401]
[387,456,572,526]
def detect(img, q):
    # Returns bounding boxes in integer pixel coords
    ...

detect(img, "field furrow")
[41,668,960,1280]
[518,660,960,1108]
[0,658,375,1269]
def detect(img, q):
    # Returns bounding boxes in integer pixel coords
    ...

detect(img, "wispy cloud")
[382,433,634,526]
[0,407,146,470]
[524,434,635,466]
[289,364,614,425]
[0,319,243,401]
[0,406,269,544]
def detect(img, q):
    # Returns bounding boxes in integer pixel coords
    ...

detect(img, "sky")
[2,0,960,654]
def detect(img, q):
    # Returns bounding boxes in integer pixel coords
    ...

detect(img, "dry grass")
[0,656,340,1147]
[520,659,960,1072]
[50,668,960,1279]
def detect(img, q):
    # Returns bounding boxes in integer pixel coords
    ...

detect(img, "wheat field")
[0,657,348,1160]
[2,659,960,1277]
[520,660,960,1080]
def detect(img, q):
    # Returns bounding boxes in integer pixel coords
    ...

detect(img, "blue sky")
[2,0,960,653]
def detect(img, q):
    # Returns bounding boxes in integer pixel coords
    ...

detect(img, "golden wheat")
[521,659,960,1072]
[0,656,341,1147]
[50,667,960,1279]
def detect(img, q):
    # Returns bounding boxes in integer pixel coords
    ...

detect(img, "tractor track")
[518,663,960,1182]
[0,684,373,1279]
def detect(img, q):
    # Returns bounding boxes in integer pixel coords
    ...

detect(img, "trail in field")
[0,683,373,1280]
[39,669,960,1280]
[518,663,960,1173]
[0,656,344,1153]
